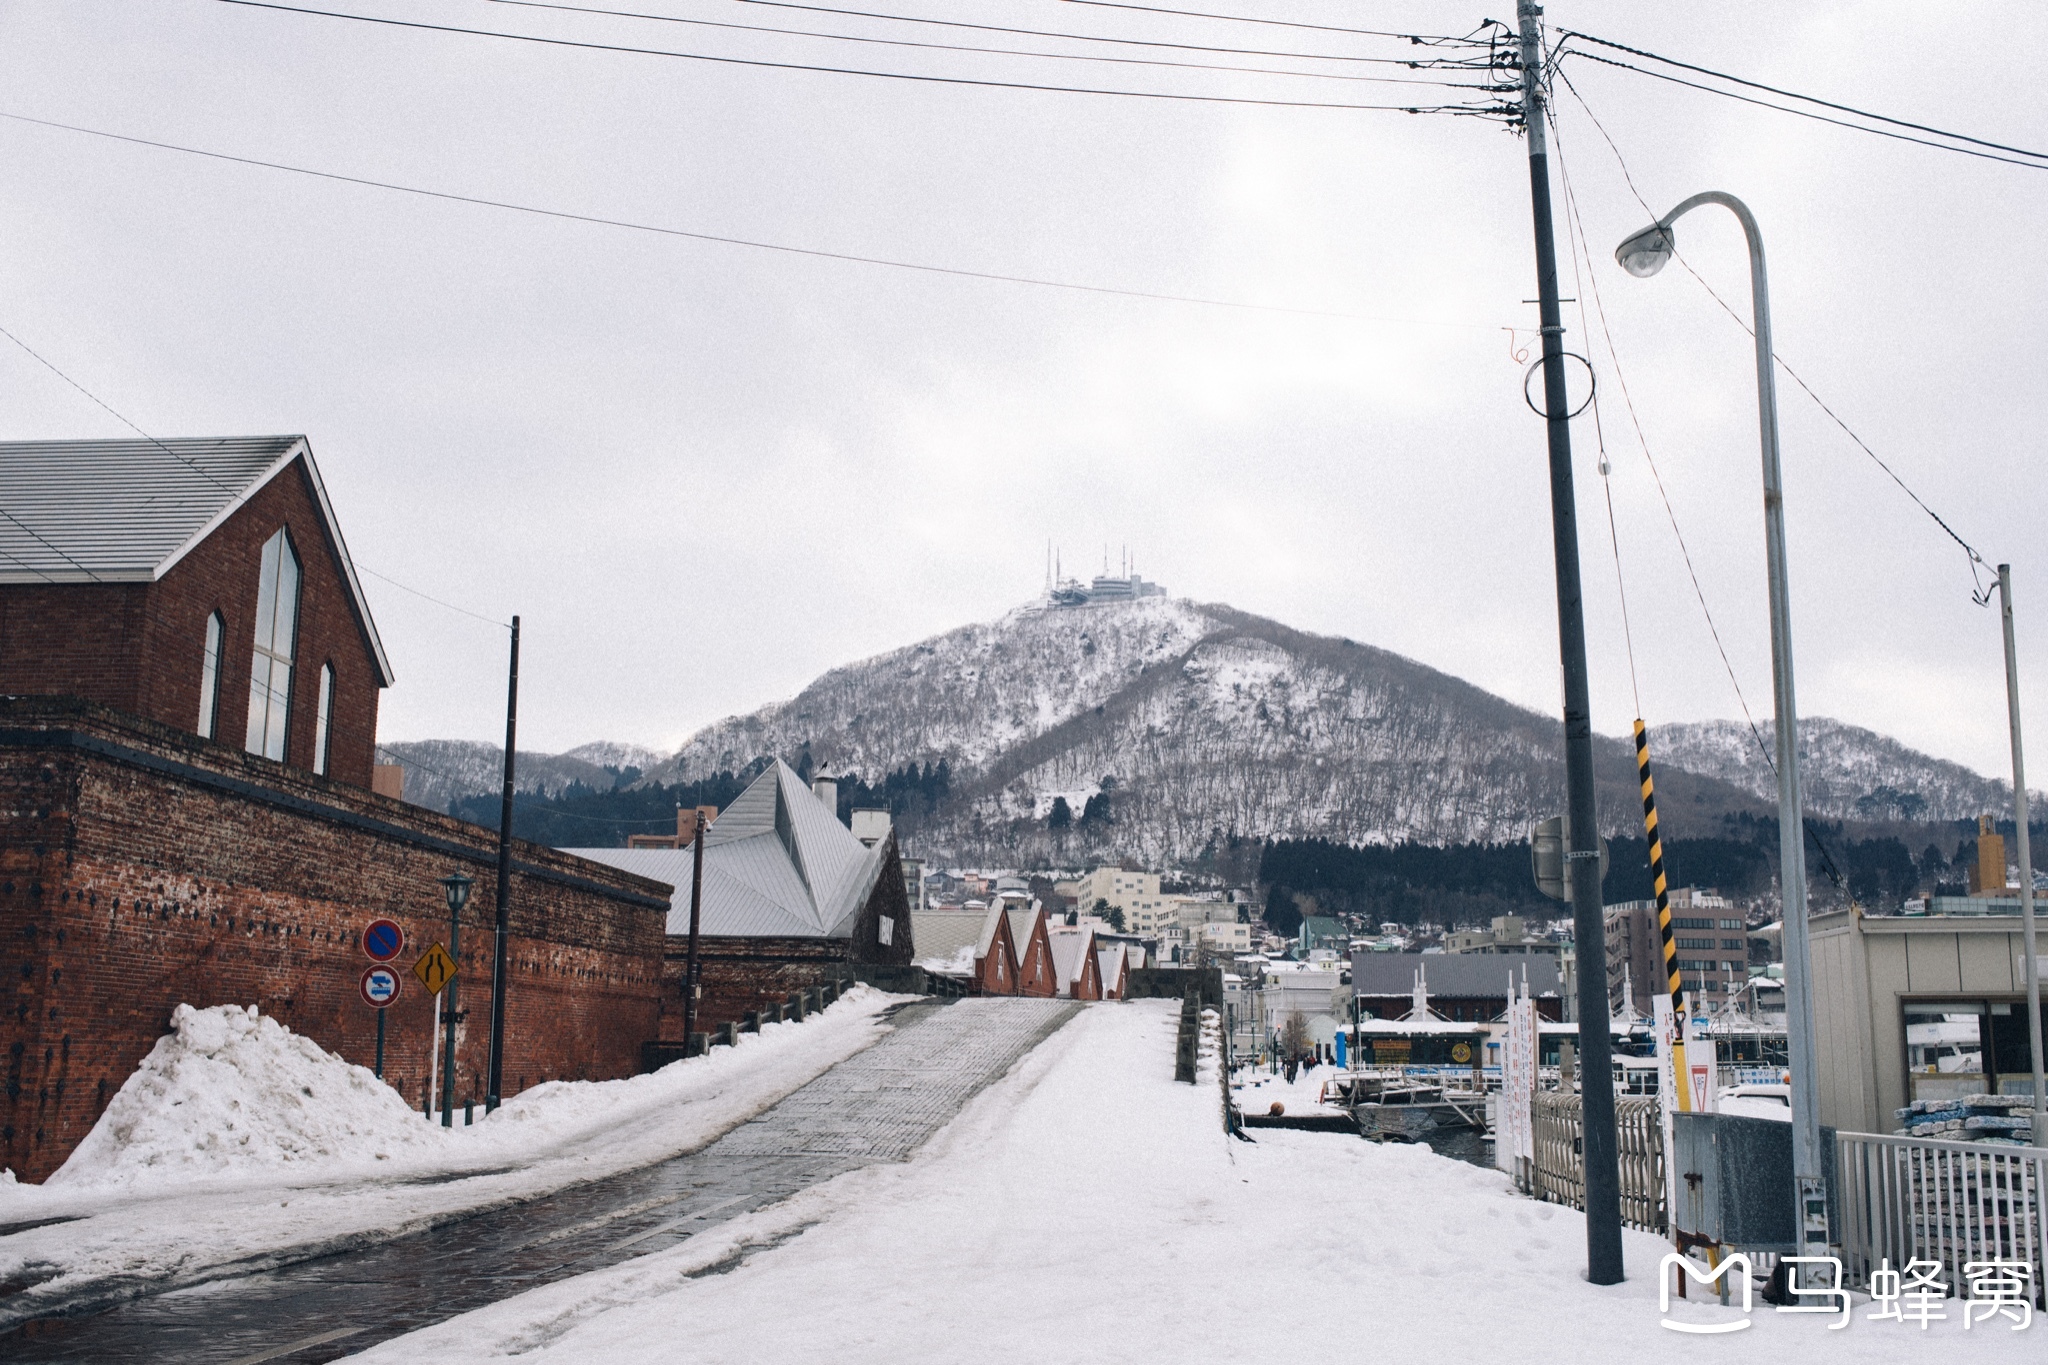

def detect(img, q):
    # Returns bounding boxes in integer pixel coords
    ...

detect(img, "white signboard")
[1496,980,1537,1174]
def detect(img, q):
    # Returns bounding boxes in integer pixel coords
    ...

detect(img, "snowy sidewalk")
[355,1000,2038,1365]
[0,988,904,1327]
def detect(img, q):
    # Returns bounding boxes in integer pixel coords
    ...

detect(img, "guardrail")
[1836,1130,2047,1298]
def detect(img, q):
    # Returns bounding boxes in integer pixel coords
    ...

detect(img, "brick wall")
[0,456,385,789]
[0,697,670,1182]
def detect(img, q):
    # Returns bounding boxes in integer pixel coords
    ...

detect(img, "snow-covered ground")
[0,988,904,1324]
[352,1001,2024,1364]
[1231,1060,1348,1116]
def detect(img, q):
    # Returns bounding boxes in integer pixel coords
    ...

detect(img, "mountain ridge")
[383,597,2022,864]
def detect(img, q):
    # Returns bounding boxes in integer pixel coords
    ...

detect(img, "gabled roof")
[972,902,1011,962]
[910,910,987,966]
[0,436,393,685]
[1096,943,1128,997]
[1049,926,1098,995]
[1008,906,1050,957]
[566,760,888,938]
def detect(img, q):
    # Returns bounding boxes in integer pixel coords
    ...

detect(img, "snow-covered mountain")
[390,597,2016,864]
[1651,718,2016,823]
[376,739,643,814]
[640,598,1764,864]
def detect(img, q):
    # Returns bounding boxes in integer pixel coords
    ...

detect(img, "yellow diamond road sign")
[413,940,456,996]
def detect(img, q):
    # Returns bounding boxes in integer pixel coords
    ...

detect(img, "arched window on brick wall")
[245,528,300,762]
[313,662,335,777]
[197,610,225,740]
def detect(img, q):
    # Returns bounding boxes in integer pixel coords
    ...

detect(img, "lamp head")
[440,871,474,914]
[1614,223,1676,278]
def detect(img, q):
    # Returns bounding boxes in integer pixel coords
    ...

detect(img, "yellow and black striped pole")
[1635,719,1691,1114]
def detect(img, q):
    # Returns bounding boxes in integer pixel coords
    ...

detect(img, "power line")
[1058,0,1472,44]
[726,0,1464,66]
[1553,68,1997,598]
[486,0,1485,85]
[0,307,512,629]
[1559,47,2048,175]
[1558,28,2048,164]
[0,109,1497,329]
[211,0,1500,112]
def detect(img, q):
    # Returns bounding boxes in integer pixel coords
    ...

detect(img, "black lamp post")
[439,871,472,1128]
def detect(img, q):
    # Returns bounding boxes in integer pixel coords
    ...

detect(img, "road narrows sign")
[361,964,401,1008]
[363,918,405,963]
[413,940,456,996]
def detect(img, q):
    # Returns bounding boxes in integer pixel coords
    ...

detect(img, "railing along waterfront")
[1836,1130,2047,1298]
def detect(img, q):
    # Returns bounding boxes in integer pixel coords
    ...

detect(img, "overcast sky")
[3,2,2043,779]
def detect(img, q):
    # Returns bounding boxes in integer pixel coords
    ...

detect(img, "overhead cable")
[534,0,1465,67]
[482,0,1489,86]
[1553,69,1996,599]
[1559,29,2048,164]
[211,1,1501,113]
[0,110,1495,328]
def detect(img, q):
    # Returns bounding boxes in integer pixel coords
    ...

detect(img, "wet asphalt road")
[4,997,1078,1364]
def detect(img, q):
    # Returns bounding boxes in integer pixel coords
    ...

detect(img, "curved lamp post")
[1615,193,1830,1251]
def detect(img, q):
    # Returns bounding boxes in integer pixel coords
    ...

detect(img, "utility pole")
[486,616,520,1112]
[1516,0,1623,1285]
[682,807,707,1048]
[1996,566,2046,1145]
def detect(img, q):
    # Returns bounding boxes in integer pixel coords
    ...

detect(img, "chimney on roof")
[811,777,839,819]
[851,808,891,847]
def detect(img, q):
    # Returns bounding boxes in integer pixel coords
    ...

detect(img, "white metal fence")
[1835,1131,2047,1297]
[1527,1093,1666,1232]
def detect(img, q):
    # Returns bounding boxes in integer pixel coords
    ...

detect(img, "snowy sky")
[2,2,2043,776]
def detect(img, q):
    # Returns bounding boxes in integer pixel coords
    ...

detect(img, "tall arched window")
[313,663,335,777]
[197,611,225,739]
[245,528,301,762]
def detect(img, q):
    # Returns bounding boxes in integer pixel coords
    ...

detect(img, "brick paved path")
[6,997,1078,1364]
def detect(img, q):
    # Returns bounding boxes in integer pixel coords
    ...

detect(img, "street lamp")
[439,872,472,1128]
[1614,192,1831,1254]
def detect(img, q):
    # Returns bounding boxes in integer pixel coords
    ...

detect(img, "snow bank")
[52,1005,451,1187]
[0,987,906,1325]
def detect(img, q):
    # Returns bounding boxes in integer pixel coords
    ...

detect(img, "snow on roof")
[910,910,986,965]
[0,435,394,684]
[1048,926,1096,994]
[566,760,887,938]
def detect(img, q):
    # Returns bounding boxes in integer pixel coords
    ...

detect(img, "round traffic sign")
[362,918,405,962]
[360,964,401,1008]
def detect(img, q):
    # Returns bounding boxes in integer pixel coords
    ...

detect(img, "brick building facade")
[0,437,676,1182]
[0,437,393,790]
[0,697,671,1181]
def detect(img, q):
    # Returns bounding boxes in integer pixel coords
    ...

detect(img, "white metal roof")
[1049,926,1096,995]
[0,435,394,685]
[566,760,888,939]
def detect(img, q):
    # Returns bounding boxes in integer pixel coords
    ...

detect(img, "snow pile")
[0,988,905,1326]
[52,1005,450,1188]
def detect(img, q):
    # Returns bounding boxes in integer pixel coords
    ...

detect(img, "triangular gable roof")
[973,902,1012,963]
[1096,943,1128,998]
[566,760,886,938]
[1049,926,1098,996]
[0,436,393,685]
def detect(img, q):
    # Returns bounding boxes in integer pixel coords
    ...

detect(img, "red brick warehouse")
[0,437,675,1181]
